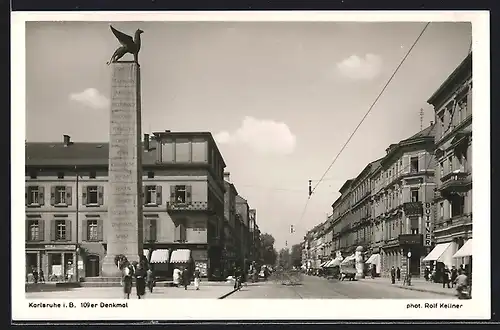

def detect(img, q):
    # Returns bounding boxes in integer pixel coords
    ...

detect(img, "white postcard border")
[11,10,490,320]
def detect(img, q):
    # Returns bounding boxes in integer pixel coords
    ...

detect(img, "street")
[228,275,447,299]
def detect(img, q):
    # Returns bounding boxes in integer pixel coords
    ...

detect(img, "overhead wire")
[296,22,431,228]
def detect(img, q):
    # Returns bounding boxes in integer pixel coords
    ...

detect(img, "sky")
[25,21,472,250]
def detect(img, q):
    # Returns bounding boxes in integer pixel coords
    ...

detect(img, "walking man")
[396,267,401,282]
[390,266,396,284]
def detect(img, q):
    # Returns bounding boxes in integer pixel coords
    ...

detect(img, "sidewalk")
[359,277,457,297]
[25,283,237,299]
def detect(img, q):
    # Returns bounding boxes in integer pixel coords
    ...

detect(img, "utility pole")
[419,108,424,131]
[308,180,312,197]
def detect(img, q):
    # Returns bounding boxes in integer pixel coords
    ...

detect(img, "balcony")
[439,170,472,193]
[167,201,215,213]
[403,202,423,217]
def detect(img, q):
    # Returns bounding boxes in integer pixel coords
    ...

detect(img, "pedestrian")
[390,266,396,284]
[122,261,134,299]
[135,262,147,299]
[396,267,401,282]
[424,267,429,281]
[193,267,201,290]
[442,267,451,288]
[39,269,45,283]
[173,267,181,287]
[234,267,241,289]
[182,267,191,290]
[450,266,458,288]
[146,268,155,293]
[32,267,39,284]
[371,265,376,279]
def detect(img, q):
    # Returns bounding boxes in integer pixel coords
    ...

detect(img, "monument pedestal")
[102,61,144,277]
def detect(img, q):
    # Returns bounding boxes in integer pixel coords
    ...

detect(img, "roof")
[25,131,225,168]
[224,180,239,196]
[427,52,472,106]
[338,179,353,194]
[402,123,436,142]
[235,195,248,204]
[382,123,436,165]
[351,157,383,186]
[25,142,156,167]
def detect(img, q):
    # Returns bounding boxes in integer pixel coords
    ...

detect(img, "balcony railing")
[167,201,214,212]
[403,202,423,217]
[440,170,471,193]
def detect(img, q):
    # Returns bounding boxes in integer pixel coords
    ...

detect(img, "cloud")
[69,88,110,110]
[215,116,296,155]
[336,53,382,80]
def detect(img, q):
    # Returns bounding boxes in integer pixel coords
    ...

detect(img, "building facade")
[223,172,238,273]
[426,52,472,270]
[371,124,436,278]
[25,131,230,281]
[235,195,251,269]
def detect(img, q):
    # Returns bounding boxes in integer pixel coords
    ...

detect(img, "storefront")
[365,253,381,275]
[26,244,78,282]
[422,241,458,270]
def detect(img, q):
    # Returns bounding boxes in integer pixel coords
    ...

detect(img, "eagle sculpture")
[107,25,144,65]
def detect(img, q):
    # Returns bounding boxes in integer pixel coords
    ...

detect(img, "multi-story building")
[371,124,436,278]
[425,52,472,271]
[25,131,228,281]
[331,180,355,256]
[235,195,250,269]
[223,172,239,273]
[350,159,381,254]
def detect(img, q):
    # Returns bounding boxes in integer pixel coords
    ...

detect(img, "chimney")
[430,121,434,126]
[165,130,171,133]
[144,134,150,151]
[224,172,231,181]
[63,135,71,147]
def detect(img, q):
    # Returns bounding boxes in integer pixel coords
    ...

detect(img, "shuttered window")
[50,186,72,206]
[26,220,44,241]
[170,185,192,204]
[82,219,103,241]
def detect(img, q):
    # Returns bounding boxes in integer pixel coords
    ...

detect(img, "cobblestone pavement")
[25,284,234,299]
[228,275,448,299]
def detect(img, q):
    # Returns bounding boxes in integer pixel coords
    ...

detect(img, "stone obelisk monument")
[102,26,144,277]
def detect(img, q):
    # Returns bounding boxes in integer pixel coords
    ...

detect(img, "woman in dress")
[122,261,134,299]
[135,262,147,299]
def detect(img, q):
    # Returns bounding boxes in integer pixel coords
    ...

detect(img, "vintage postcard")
[12,11,490,321]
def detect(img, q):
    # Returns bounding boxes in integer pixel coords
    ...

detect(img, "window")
[27,220,41,241]
[87,186,98,204]
[145,185,157,204]
[175,140,191,162]
[161,140,175,162]
[26,186,44,206]
[56,220,66,240]
[450,194,465,217]
[410,157,419,173]
[439,113,445,137]
[410,217,419,234]
[440,162,444,178]
[57,172,64,179]
[173,185,190,204]
[448,156,453,173]
[147,171,154,178]
[55,186,67,205]
[439,202,444,219]
[87,220,99,241]
[457,100,464,123]
[410,188,419,202]
[89,171,96,179]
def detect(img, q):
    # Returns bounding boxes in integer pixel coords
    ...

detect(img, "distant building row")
[302,52,472,278]
[25,131,262,281]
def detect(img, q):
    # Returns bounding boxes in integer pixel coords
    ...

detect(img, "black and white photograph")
[13,11,490,321]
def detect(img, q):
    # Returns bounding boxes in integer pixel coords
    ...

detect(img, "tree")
[291,244,303,268]
[260,233,277,266]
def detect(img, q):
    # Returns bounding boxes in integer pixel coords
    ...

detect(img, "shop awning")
[340,254,356,265]
[453,239,473,258]
[320,260,329,267]
[143,249,150,260]
[150,249,170,264]
[170,249,191,263]
[366,254,380,265]
[423,242,455,263]
[325,258,342,268]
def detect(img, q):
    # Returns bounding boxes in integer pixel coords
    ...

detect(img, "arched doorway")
[85,255,100,277]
